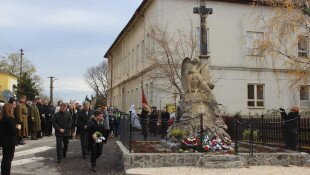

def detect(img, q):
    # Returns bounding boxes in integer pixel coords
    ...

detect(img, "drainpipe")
[110,55,113,107]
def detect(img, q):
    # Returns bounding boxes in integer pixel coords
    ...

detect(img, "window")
[298,36,309,58]
[136,45,139,65]
[141,40,145,67]
[132,49,135,69]
[135,88,138,107]
[149,82,153,105]
[246,31,264,56]
[300,85,310,108]
[196,27,210,54]
[247,84,264,107]
[145,84,148,99]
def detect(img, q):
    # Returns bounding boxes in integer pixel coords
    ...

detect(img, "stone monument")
[167,1,230,144]
[168,57,231,143]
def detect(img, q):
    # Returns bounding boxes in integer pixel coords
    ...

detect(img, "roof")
[0,69,18,78]
[104,0,252,58]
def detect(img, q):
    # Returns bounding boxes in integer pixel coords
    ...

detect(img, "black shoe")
[19,142,26,145]
[31,137,37,140]
[57,159,61,163]
[90,165,96,172]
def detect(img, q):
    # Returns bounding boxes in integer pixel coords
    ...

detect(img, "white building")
[104,0,309,115]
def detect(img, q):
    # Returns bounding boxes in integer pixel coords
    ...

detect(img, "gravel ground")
[52,137,125,175]
[126,166,310,175]
[11,136,125,175]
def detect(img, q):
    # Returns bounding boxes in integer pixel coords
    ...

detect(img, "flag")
[142,86,148,105]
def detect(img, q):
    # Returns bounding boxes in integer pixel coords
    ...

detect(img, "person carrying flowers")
[87,110,106,172]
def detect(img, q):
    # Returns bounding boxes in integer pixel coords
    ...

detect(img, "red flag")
[142,86,148,106]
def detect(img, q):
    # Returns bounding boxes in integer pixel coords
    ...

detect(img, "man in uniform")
[15,95,28,145]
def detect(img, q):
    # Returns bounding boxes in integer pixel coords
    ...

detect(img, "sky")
[0,0,142,102]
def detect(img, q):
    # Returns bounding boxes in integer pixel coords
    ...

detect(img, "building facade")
[0,69,18,101]
[105,0,309,115]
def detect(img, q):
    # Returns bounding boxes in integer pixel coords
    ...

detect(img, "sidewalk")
[126,166,310,175]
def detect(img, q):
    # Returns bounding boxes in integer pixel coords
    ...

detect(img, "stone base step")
[198,155,245,168]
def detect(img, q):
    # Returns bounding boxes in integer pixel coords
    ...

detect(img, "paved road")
[0,136,124,175]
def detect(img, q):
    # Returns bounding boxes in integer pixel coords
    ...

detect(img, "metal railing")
[119,112,205,153]
[226,115,310,155]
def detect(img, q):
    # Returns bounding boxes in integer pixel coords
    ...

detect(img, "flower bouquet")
[181,137,201,151]
[92,131,105,143]
[182,137,199,147]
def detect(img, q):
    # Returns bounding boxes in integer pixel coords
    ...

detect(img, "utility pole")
[193,0,213,59]
[19,49,24,82]
[48,76,56,103]
[18,48,24,97]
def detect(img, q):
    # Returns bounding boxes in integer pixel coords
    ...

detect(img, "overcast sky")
[0,0,142,102]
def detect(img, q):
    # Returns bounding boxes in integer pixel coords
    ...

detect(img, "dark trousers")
[48,121,53,135]
[56,136,69,160]
[76,126,81,135]
[80,130,89,155]
[161,122,168,138]
[283,127,297,150]
[1,146,15,175]
[141,120,148,140]
[150,120,157,135]
[41,118,45,136]
[90,143,103,166]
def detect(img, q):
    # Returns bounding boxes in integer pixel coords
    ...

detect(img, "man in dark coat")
[139,103,150,141]
[160,107,170,138]
[280,107,299,150]
[43,100,52,136]
[48,101,55,136]
[77,101,94,159]
[149,106,158,136]
[36,98,45,138]
[53,103,72,163]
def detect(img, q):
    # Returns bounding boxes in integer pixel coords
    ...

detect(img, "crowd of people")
[0,95,122,174]
[137,104,171,141]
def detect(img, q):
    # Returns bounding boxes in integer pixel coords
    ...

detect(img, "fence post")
[234,115,238,155]
[200,114,204,152]
[261,115,265,145]
[250,116,254,156]
[129,111,132,153]
[298,115,301,152]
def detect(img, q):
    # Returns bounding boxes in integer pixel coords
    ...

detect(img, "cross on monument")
[193,2,213,59]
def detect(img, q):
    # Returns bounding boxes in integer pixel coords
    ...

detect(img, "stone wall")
[242,153,310,167]
[117,141,310,170]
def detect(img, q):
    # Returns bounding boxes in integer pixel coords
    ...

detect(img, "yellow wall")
[0,72,18,95]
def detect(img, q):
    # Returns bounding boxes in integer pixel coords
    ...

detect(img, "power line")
[25,23,124,52]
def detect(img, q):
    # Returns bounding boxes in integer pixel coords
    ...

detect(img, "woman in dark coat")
[87,111,106,172]
[280,107,299,150]
[0,103,21,175]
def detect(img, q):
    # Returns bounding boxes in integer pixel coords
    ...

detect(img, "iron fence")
[119,111,205,153]
[224,115,310,155]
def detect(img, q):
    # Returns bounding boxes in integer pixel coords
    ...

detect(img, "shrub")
[242,129,258,141]
[170,128,186,140]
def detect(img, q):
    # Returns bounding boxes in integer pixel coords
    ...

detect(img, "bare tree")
[146,21,199,95]
[0,53,43,94]
[252,0,310,87]
[84,60,108,98]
